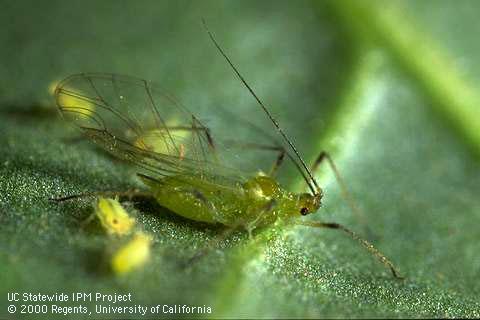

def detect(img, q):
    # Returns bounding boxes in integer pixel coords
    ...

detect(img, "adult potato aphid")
[53,22,402,278]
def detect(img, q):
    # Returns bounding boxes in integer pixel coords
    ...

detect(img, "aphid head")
[296,190,323,216]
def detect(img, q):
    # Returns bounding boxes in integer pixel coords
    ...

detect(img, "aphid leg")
[186,197,275,267]
[160,123,216,152]
[245,199,277,238]
[224,141,286,177]
[49,189,151,202]
[79,211,96,228]
[269,147,286,176]
[294,220,403,279]
[183,225,240,268]
[311,151,370,232]
[191,115,216,153]
[244,144,285,177]
[186,199,277,268]
[186,199,276,267]
[185,190,276,266]
[190,188,226,225]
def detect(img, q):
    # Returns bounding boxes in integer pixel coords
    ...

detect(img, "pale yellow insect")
[95,197,135,236]
[111,232,152,275]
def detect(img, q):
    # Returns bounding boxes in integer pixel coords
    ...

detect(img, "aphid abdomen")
[151,186,219,224]
[143,175,245,225]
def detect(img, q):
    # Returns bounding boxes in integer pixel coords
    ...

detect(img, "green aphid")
[53,23,402,279]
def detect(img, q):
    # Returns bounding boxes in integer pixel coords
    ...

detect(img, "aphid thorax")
[243,175,322,216]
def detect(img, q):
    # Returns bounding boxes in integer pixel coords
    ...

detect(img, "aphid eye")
[300,207,308,215]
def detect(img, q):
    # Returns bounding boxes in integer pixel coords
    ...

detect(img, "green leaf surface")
[1,0,479,318]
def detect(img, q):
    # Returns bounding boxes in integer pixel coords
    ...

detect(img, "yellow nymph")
[111,232,152,275]
[95,197,135,236]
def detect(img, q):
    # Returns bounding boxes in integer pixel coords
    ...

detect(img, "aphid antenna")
[201,19,320,196]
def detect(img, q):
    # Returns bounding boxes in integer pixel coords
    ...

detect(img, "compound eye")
[300,207,309,216]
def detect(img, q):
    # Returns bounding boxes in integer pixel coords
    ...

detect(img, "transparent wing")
[55,73,248,187]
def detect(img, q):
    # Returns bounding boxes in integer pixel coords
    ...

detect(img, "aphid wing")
[55,73,220,179]
[57,74,180,155]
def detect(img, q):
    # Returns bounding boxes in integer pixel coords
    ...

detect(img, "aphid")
[53,21,402,278]
[111,232,152,275]
[95,197,136,236]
